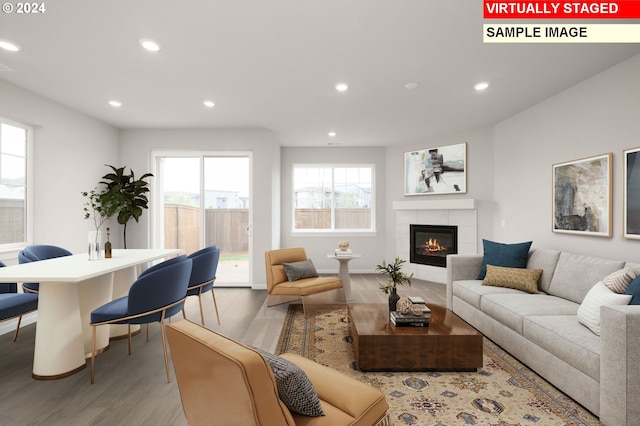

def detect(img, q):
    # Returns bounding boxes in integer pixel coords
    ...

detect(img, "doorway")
[153,152,251,286]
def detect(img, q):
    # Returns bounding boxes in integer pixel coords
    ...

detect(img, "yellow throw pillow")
[482,265,542,294]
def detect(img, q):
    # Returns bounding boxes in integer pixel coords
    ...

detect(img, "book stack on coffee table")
[390,296,432,326]
[390,311,430,326]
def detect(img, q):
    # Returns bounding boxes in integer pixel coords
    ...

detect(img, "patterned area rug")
[276,304,601,426]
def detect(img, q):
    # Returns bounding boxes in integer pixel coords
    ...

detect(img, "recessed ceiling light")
[328,132,336,137]
[140,39,161,52]
[405,82,419,90]
[108,100,122,108]
[203,100,215,108]
[0,40,21,52]
[335,83,348,92]
[474,82,489,91]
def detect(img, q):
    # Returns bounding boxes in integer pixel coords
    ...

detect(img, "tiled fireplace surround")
[393,199,478,284]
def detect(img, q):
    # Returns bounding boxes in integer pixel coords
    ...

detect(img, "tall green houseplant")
[100,165,153,249]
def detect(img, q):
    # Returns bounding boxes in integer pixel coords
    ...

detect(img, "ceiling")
[1,1,639,147]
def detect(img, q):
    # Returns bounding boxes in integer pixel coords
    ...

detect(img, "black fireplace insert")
[410,224,458,268]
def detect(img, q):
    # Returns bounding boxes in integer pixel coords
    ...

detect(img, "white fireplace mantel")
[392,198,475,211]
[393,198,477,284]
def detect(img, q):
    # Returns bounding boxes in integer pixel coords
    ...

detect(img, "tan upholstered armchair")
[166,319,390,426]
[265,248,345,309]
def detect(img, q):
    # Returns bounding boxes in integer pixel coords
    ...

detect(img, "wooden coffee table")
[348,303,483,371]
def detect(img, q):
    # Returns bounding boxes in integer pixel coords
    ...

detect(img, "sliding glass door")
[153,152,251,286]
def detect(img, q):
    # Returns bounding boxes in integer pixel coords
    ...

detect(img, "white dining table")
[0,248,182,379]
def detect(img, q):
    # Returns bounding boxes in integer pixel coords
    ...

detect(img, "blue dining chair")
[18,244,73,293]
[0,261,38,342]
[89,256,193,384]
[181,246,221,325]
[137,254,188,341]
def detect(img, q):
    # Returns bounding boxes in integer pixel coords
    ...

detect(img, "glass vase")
[88,230,102,260]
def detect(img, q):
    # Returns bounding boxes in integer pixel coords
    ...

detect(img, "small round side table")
[326,253,361,302]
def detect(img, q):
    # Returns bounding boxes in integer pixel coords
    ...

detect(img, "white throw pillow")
[577,281,632,335]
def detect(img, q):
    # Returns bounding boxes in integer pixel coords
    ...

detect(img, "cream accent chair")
[166,319,390,426]
[265,248,345,309]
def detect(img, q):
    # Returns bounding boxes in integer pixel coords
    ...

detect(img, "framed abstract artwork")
[403,142,467,195]
[552,153,612,237]
[624,147,640,239]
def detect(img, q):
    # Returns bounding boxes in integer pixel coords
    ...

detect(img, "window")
[293,165,374,232]
[0,118,31,247]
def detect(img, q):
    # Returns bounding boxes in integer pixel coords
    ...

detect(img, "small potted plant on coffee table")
[376,256,413,312]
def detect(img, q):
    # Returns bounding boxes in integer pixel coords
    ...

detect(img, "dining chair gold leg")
[146,323,150,342]
[13,314,23,342]
[211,290,220,325]
[128,324,132,355]
[197,294,205,325]
[181,307,187,320]
[90,326,97,384]
[159,312,171,383]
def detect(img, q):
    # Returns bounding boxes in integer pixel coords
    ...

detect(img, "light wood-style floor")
[0,275,445,426]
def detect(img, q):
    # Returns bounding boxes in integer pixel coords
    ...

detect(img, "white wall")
[384,127,496,263]
[118,128,281,286]
[280,146,387,273]
[0,80,120,261]
[2,51,637,285]
[493,54,640,262]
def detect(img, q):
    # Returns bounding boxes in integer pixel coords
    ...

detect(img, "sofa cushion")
[482,265,542,294]
[625,275,640,305]
[282,259,319,282]
[253,347,325,417]
[547,252,625,304]
[602,266,636,293]
[526,248,561,293]
[524,315,601,382]
[577,281,632,335]
[481,293,579,334]
[477,239,532,279]
[452,280,526,310]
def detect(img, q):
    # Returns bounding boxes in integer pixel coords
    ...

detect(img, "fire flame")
[423,238,447,253]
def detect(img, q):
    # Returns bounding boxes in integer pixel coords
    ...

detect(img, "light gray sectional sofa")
[446,249,640,426]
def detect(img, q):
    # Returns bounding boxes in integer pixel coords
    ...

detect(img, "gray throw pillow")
[282,259,318,282]
[252,347,325,417]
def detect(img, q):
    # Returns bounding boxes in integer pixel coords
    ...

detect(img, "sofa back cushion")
[547,252,625,303]
[624,262,640,276]
[526,248,561,293]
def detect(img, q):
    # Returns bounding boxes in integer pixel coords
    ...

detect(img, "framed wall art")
[552,153,612,237]
[624,147,640,239]
[403,142,467,195]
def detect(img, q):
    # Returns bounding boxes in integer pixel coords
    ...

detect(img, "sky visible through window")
[161,156,249,197]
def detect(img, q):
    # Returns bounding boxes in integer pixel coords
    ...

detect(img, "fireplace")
[410,224,458,268]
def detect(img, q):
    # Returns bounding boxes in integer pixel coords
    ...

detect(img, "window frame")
[291,163,376,235]
[0,116,33,250]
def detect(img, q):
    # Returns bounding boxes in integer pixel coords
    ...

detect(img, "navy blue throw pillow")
[625,275,640,305]
[477,239,532,280]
